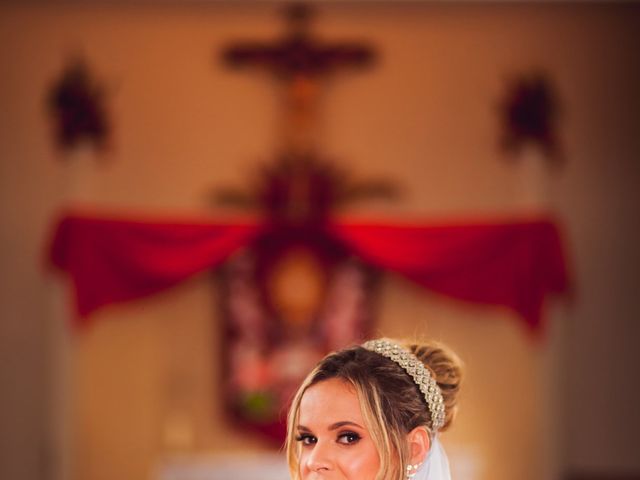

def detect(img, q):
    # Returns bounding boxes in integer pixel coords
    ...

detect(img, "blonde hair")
[285,339,463,480]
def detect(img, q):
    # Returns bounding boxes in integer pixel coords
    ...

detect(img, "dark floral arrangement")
[500,72,561,161]
[47,58,110,152]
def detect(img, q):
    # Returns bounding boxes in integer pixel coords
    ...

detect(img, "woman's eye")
[295,434,317,446]
[337,432,361,445]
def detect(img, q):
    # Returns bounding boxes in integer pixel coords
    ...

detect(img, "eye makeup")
[295,433,317,446]
[337,431,361,444]
[296,429,362,446]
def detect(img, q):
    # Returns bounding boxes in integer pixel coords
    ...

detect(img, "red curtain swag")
[328,220,569,331]
[49,213,570,331]
[49,214,265,326]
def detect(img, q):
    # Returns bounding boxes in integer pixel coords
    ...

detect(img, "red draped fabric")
[328,220,569,331]
[48,213,569,331]
[50,214,265,326]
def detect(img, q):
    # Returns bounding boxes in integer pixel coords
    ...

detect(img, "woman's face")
[296,378,381,479]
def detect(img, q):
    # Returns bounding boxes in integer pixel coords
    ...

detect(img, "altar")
[155,454,289,480]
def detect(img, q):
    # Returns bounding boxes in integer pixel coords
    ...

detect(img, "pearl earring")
[406,462,422,479]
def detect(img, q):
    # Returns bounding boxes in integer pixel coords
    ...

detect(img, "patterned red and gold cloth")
[49,212,570,332]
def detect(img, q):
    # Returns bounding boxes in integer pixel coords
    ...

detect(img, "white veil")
[412,436,451,480]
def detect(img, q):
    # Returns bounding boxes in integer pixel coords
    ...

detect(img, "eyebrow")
[297,421,364,432]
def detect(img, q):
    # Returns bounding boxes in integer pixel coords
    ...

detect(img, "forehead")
[298,378,364,426]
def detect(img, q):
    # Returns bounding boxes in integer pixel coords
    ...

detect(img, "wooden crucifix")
[222,3,375,156]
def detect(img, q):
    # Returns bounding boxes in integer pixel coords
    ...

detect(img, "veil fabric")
[412,436,451,480]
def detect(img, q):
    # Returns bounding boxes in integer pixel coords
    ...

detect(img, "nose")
[305,440,333,473]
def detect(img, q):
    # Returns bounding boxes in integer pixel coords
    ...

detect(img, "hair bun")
[406,341,463,432]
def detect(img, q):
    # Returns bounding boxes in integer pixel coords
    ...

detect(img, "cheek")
[298,445,380,480]
[338,444,380,480]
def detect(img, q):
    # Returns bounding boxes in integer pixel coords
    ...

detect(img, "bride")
[285,337,463,480]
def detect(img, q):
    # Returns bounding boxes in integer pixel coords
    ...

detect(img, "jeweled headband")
[362,338,445,432]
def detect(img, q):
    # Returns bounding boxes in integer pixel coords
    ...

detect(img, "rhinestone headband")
[362,339,445,432]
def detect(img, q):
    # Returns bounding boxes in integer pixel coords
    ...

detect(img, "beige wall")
[1,3,638,480]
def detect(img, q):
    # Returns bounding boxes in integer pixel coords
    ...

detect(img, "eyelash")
[295,431,361,446]
[338,431,361,445]
[295,434,316,446]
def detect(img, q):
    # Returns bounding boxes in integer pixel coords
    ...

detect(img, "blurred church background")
[1,2,638,480]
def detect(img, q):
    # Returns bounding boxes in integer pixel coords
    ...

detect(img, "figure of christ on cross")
[215,5,397,228]
[223,3,374,156]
